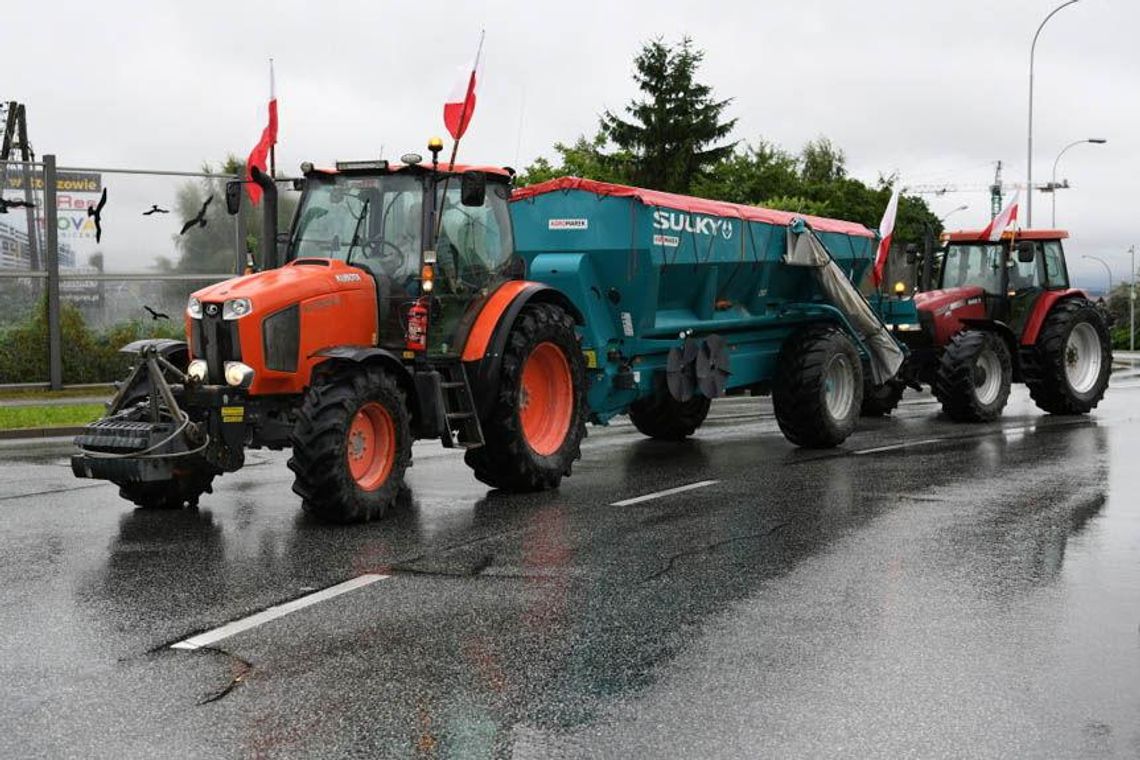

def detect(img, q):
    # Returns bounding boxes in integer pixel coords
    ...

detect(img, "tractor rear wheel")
[628,392,711,440]
[1024,298,1112,414]
[773,325,863,448]
[464,303,587,492]
[288,364,412,523]
[860,376,905,417]
[933,330,1011,422]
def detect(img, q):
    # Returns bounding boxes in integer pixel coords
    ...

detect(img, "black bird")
[180,195,213,235]
[143,305,170,321]
[142,204,169,216]
[0,197,35,213]
[87,188,108,243]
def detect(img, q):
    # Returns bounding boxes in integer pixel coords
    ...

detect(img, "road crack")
[641,521,790,583]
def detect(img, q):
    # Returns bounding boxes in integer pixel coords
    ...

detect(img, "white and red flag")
[245,59,278,205]
[980,189,1020,241]
[443,32,484,142]
[872,186,901,288]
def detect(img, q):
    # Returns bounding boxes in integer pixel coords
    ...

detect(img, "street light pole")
[939,204,968,224]
[1081,254,1112,295]
[1051,138,1106,227]
[1131,245,1136,352]
[1027,0,1082,228]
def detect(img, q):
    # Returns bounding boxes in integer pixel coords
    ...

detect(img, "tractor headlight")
[187,296,203,319]
[224,361,255,388]
[186,359,208,382]
[896,323,922,332]
[223,298,253,320]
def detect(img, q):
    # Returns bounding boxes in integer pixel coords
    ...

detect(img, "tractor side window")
[435,181,513,291]
[1007,243,1044,292]
[1042,241,1068,288]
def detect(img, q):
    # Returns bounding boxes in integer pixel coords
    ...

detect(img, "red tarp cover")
[511,176,876,239]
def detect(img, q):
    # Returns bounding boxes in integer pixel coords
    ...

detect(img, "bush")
[0,297,182,384]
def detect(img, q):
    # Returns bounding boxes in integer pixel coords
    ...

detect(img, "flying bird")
[142,204,169,216]
[0,197,36,213]
[143,305,170,321]
[180,195,213,235]
[87,188,108,243]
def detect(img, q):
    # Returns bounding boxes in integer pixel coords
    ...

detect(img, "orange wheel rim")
[346,402,396,491]
[519,341,573,456]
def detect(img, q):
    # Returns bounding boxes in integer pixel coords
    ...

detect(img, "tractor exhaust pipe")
[249,165,278,270]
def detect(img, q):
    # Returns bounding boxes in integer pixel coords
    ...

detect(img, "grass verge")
[0,404,105,430]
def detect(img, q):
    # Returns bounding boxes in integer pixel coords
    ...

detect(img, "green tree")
[799,137,847,185]
[599,37,737,194]
[515,132,633,187]
[690,139,800,204]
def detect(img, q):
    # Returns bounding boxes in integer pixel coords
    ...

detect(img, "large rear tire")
[933,330,1011,422]
[773,325,863,448]
[1024,298,1112,414]
[464,303,587,491]
[628,392,711,441]
[288,364,412,523]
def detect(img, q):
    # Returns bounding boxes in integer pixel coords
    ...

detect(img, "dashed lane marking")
[170,574,389,650]
[611,480,719,507]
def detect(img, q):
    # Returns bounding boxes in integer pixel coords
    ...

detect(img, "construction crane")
[905,161,1063,221]
[0,101,43,269]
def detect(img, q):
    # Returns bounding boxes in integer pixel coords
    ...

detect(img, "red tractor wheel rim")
[346,402,396,491]
[519,342,574,456]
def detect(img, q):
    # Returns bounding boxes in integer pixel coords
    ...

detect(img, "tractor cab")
[933,229,1070,335]
[287,159,518,355]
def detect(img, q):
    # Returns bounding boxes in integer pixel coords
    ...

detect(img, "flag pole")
[268,58,277,178]
[435,31,484,244]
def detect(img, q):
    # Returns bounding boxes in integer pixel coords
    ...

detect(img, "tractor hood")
[191,258,374,315]
[913,286,985,317]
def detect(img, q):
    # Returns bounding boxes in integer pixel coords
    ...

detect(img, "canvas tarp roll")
[784,222,905,386]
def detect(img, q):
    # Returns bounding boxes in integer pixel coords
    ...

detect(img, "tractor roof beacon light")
[428,137,444,171]
[894,281,907,296]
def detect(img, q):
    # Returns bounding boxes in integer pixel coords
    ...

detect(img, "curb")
[0,426,84,441]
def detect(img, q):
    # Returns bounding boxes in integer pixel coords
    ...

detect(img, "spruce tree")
[601,37,737,194]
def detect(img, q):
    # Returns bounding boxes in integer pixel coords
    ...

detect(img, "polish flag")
[980,189,1020,241]
[245,60,278,205]
[872,186,901,287]
[443,33,484,142]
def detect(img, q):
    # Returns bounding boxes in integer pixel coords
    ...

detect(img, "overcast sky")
[5,0,1138,286]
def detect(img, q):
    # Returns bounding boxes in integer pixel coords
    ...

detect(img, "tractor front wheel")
[288,364,411,523]
[1025,298,1112,414]
[464,303,587,492]
[933,330,1011,422]
[629,392,712,440]
[773,325,863,448]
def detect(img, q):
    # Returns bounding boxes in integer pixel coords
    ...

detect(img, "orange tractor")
[72,146,589,522]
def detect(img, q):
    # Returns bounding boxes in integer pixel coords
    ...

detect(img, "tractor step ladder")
[437,362,484,449]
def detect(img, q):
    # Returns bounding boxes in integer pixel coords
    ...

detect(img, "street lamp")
[1051,138,1106,227]
[1081,254,1112,296]
[939,204,968,224]
[1027,0,1082,228]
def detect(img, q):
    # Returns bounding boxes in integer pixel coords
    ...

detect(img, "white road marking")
[853,439,944,455]
[170,574,389,650]
[611,480,719,507]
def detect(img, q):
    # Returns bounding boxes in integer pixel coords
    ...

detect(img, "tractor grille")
[194,306,241,384]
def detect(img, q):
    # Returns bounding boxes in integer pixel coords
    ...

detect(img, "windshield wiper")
[345,196,371,262]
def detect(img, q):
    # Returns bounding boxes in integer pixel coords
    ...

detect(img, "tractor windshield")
[940,242,1004,293]
[290,173,424,284]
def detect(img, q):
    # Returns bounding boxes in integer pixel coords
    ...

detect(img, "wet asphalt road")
[2,368,1139,759]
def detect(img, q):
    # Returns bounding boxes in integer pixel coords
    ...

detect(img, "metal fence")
[0,156,297,388]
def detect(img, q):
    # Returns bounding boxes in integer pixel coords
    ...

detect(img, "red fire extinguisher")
[405,298,429,352]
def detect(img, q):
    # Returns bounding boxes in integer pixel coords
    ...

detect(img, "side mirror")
[904,243,919,265]
[460,171,487,207]
[225,181,243,215]
[1017,240,1035,263]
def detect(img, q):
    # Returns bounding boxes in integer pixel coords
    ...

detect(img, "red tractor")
[885,229,1112,421]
